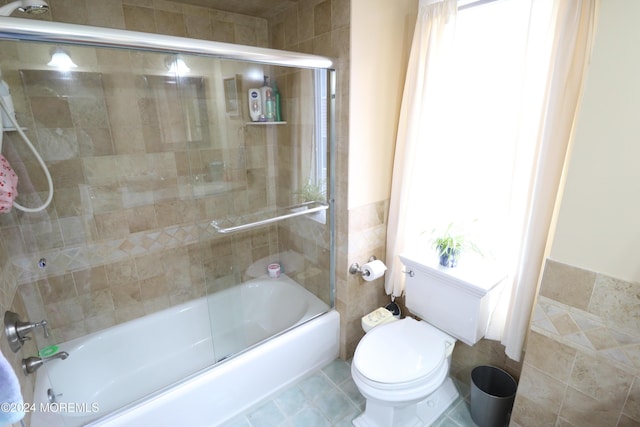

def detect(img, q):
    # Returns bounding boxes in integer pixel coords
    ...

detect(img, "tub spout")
[22,351,69,375]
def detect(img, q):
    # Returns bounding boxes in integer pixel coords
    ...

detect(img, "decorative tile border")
[10,222,207,284]
[532,295,640,374]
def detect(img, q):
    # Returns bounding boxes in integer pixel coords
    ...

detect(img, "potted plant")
[293,179,326,204]
[292,179,327,224]
[429,223,481,268]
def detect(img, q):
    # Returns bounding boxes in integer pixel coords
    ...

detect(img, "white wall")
[550,0,640,282]
[349,0,418,208]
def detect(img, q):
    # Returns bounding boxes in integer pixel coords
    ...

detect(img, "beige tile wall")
[2,59,297,339]
[267,0,354,358]
[0,0,272,338]
[511,259,640,427]
[0,0,338,415]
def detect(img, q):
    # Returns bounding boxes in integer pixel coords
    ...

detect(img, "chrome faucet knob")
[36,319,49,338]
[4,311,51,353]
[16,318,49,340]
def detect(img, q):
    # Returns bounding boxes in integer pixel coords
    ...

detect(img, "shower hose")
[0,96,54,213]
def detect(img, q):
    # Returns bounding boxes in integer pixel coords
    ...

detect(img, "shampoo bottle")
[273,80,282,122]
[260,76,272,121]
[264,88,276,121]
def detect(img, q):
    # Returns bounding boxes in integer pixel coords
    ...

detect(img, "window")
[412,0,554,264]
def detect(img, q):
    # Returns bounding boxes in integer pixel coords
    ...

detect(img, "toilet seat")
[353,318,447,386]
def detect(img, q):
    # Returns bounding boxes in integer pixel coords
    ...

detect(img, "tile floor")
[222,359,478,427]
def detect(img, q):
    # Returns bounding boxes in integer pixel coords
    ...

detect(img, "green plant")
[429,222,482,258]
[294,179,326,203]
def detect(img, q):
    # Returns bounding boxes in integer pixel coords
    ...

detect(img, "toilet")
[351,252,506,427]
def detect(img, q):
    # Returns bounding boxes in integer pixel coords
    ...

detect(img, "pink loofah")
[0,154,18,213]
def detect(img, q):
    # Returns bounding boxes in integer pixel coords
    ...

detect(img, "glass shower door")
[197,61,334,361]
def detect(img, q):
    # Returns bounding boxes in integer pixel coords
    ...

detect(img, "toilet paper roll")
[362,259,387,282]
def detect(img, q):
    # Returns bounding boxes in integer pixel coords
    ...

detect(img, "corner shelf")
[245,121,287,125]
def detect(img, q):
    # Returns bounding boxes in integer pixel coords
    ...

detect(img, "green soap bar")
[39,345,59,357]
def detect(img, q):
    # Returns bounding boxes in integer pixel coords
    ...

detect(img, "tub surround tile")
[87,1,126,29]
[624,378,640,421]
[123,5,157,33]
[3,5,348,415]
[36,273,76,304]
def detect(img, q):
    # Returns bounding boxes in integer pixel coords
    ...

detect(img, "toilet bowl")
[351,253,507,427]
[351,318,459,427]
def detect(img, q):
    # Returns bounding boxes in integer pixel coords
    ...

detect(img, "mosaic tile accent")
[532,296,640,373]
[513,260,640,427]
[10,223,204,284]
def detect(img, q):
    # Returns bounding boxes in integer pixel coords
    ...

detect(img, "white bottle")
[248,88,262,122]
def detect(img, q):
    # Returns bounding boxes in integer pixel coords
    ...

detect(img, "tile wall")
[0,0,521,394]
[511,259,640,427]
[267,0,354,358]
[0,1,338,420]
[0,56,303,337]
[0,0,273,334]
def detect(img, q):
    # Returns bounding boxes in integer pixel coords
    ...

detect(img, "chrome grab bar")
[211,202,328,234]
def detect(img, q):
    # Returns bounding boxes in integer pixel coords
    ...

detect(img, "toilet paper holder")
[349,256,378,277]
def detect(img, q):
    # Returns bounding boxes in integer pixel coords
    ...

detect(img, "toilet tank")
[399,253,507,346]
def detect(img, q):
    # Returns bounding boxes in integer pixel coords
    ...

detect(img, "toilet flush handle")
[403,269,415,277]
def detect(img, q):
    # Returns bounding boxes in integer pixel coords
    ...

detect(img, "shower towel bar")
[211,202,328,234]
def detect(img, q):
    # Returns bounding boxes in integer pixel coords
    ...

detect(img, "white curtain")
[385,0,458,298]
[385,0,599,360]
[499,0,599,360]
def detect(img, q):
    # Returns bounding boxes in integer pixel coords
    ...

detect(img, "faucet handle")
[4,311,50,353]
[35,319,49,338]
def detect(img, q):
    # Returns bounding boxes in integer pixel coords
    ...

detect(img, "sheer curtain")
[499,0,599,360]
[385,0,599,360]
[385,0,458,298]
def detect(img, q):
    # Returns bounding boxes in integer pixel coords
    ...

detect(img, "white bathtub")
[30,275,339,427]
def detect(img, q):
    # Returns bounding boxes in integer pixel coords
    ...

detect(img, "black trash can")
[470,365,517,427]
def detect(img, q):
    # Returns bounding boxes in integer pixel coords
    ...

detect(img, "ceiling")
[169,0,299,18]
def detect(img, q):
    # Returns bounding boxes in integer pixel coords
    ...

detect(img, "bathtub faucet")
[22,351,69,375]
[4,310,50,352]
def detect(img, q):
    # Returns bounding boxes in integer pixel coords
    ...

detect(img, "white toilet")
[351,253,506,427]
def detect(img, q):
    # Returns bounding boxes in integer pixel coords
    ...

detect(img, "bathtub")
[30,275,339,427]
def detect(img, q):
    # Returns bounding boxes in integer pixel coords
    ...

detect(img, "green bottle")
[273,80,282,122]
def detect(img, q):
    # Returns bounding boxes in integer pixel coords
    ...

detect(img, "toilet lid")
[354,318,446,384]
